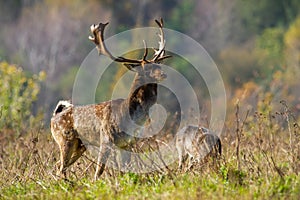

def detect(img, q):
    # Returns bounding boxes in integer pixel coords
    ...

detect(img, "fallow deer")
[51,19,170,180]
[176,125,222,171]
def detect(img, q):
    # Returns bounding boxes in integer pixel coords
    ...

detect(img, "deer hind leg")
[94,144,111,181]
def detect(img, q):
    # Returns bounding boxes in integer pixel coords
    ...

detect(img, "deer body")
[51,19,169,180]
[176,125,222,171]
[51,70,164,178]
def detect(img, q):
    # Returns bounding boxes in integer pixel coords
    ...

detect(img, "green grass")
[1,172,300,199]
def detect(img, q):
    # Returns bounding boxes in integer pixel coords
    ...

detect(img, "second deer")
[176,125,222,171]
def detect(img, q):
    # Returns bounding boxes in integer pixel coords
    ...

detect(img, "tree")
[3,0,110,118]
[284,16,300,80]
[255,27,285,72]
[235,0,300,37]
[100,0,179,29]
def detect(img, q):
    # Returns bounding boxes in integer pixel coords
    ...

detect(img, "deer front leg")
[94,144,111,181]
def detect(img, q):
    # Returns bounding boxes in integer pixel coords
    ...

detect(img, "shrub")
[0,62,46,132]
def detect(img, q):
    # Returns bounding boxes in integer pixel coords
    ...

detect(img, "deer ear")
[123,63,140,72]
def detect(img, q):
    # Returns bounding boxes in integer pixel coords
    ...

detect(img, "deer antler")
[142,40,148,61]
[89,19,171,70]
[89,23,141,64]
[152,18,165,61]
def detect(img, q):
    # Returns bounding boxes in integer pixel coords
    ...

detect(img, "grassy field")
[1,102,300,200]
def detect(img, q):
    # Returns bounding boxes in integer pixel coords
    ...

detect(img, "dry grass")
[0,101,300,199]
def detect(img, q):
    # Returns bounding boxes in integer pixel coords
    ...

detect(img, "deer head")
[89,18,171,125]
[88,18,170,84]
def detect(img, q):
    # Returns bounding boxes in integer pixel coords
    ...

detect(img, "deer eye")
[64,130,71,135]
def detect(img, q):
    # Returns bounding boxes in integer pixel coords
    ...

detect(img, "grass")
[1,172,300,199]
[0,101,300,199]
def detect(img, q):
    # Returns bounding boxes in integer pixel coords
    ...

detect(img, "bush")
[0,62,46,132]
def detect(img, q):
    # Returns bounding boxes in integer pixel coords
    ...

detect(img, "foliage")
[1,0,111,116]
[235,0,300,36]
[0,0,299,118]
[218,44,262,88]
[168,0,195,33]
[53,66,78,99]
[284,16,300,78]
[0,62,45,132]
[255,27,285,70]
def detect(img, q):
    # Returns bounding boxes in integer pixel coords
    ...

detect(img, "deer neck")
[126,73,157,123]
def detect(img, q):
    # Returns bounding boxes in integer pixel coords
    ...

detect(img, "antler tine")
[89,22,141,64]
[142,40,148,62]
[155,55,172,62]
[151,18,169,62]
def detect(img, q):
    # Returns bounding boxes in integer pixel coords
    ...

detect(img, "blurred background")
[0,0,300,132]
